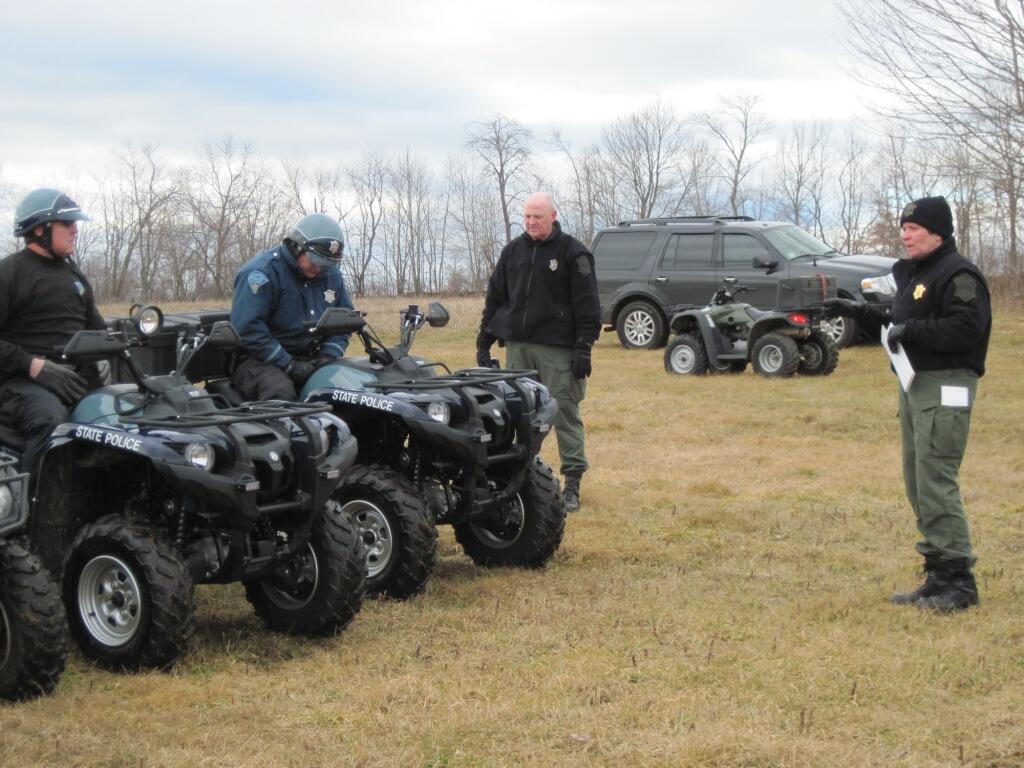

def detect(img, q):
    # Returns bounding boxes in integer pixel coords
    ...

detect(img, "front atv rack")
[364,368,548,520]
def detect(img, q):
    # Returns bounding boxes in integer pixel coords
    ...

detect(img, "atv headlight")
[131,304,164,336]
[184,442,215,472]
[0,485,12,523]
[861,274,896,296]
[426,400,450,424]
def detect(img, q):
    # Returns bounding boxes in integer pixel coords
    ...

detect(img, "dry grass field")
[2,295,1023,767]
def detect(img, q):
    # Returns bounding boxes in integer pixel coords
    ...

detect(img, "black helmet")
[284,213,345,268]
[13,188,90,237]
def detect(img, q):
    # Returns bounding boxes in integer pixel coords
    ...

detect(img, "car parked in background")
[592,216,897,349]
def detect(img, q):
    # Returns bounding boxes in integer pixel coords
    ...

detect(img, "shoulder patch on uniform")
[73,280,85,296]
[248,270,270,295]
[953,273,978,302]
[576,254,592,276]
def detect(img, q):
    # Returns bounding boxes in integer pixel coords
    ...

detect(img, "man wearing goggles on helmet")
[0,188,106,472]
[230,212,354,401]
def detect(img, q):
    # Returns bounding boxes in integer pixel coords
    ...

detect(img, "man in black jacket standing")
[827,196,991,611]
[0,188,105,473]
[476,192,601,512]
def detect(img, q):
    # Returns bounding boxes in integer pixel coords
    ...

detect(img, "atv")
[663,277,839,378]
[0,448,68,700]
[146,303,566,600]
[0,312,366,671]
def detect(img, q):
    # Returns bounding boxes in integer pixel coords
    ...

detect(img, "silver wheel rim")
[77,554,142,648]
[624,310,655,346]
[260,545,319,610]
[758,344,785,373]
[670,344,696,373]
[819,317,845,345]
[342,500,393,579]
[470,493,525,549]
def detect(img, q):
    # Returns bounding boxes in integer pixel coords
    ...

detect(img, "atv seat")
[745,307,775,320]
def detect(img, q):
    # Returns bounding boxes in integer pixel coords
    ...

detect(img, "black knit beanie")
[899,196,954,239]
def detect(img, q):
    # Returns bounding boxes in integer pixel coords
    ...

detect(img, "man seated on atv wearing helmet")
[0,188,106,473]
[230,212,355,402]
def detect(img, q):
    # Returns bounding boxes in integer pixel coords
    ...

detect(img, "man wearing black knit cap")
[826,195,991,612]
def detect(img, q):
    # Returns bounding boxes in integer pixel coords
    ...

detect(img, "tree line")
[1,0,1020,303]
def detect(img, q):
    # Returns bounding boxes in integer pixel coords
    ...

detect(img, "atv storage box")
[775,275,836,309]
[106,311,230,380]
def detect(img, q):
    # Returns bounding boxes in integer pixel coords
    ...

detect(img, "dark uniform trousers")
[0,377,69,473]
[506,341,588,476]
[231,356,299,402]
[899,368,978,565]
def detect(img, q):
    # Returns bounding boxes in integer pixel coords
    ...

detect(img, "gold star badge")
[913,283,927,300]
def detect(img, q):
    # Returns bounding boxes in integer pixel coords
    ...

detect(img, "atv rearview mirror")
[314,307,367,335]
[426,302,450,328]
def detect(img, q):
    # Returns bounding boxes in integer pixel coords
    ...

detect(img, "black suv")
[592,216,897,349]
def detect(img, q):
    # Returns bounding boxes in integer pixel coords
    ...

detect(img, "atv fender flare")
[667,310,731,372]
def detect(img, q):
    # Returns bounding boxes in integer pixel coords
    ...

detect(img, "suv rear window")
[593,232,656,269]
[661,233,714,270]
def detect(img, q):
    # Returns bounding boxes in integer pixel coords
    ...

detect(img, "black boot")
[917,559,979,612]
[563,472,582,513]
[889,554,945,605]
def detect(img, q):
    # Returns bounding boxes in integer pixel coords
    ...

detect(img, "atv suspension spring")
[413,450,423,491]
[175,498,193,549]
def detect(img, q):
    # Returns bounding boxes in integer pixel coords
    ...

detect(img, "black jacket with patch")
[0,247,106,382]
[862,238,991,376]
[478,222,601,349]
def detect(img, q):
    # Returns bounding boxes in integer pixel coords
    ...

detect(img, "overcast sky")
[0,0,868,190]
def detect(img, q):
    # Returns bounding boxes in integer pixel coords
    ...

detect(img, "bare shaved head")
[523,192,557,240]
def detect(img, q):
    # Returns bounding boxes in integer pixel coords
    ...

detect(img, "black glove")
[571,340,593,379]
[34,360,88,405]
[887,323,908,352]
[823,298,866,319]
[286,360,315,385]
[476,347,493,368]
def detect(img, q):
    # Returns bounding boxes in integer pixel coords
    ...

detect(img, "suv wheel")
[818,315,856,349]
[616,301,666,350]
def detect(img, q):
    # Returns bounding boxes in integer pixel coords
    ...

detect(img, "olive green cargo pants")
[506,341,588,476]
[898,369,979,565]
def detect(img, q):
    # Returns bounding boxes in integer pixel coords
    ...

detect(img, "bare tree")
[345,150,389,296]
[465,114,533,244]
[696,94,770,215]
[601,102,689,220]
[95,144,176,300]
[775,121,831,235]
[839,0,1024,271]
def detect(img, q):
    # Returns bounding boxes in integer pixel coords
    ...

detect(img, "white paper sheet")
[941,385,970,407]
[881,324,915,392]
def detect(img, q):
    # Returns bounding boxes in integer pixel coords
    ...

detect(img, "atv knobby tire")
[244,505,366,635]
[454,457,565,568]
[63,516,195,670]
[664,334,708,375]
[333,464,437,599]
[0,540,68,700]
[751,333,800,377]
[798,331,839,376]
